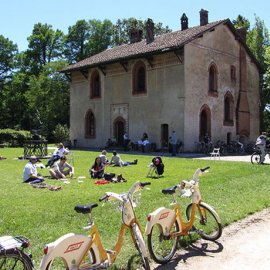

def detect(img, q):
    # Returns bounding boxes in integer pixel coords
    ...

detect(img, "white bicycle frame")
[145,168,221,236]
[39,181,149,270]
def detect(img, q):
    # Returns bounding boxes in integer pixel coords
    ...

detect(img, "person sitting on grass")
[90,156,105,179]
[45,142,69,168]
[49,155,74,180]
[99,149,109,165]
[23,155,44,184]
[109,151,138,167]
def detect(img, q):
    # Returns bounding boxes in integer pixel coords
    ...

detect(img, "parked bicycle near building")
[145,167,222,264]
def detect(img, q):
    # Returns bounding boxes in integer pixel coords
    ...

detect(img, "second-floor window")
[209,63,218,92]
[132,61,147,95]
[90,70,101,99]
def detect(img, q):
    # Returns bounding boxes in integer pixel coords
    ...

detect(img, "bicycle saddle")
[74,203,98,214]
[162,186,177,195]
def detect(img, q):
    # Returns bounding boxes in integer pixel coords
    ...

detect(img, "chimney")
[181,13,188,30]
[129,28,143,44]
[145,18,155,43]
[236,27,247,43]
[200,9,209,26]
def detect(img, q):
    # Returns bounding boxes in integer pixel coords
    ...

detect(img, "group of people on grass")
[22,143,138,184]
[90,150,138,179]
[23,143,73,184]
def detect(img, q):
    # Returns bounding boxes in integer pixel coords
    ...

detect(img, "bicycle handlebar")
[99,195,109,202]
[201,166,210,172]
[140,182,151,187]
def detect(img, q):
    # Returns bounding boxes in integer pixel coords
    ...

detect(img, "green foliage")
[0,129,30,146]
[111,17,171,46]
[25,23,65,75]
[0,35,18,88]
[0,149,270,269]
[53,124,70,143]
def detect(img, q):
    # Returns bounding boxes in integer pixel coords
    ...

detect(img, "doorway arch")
[199,105,211,140]
[113,117,125,146]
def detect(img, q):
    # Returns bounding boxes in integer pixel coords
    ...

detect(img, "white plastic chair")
[210,148,220,160]
[67,152,74,166]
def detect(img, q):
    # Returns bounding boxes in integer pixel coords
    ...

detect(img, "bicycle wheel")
[132,224,150,270]
[186,203,222,241]
[251,152,261,164]
[0,249,33,270]
[147,221,179,264]
[79,248,97,269]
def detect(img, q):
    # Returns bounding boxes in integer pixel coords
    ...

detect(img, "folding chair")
[210,148,220,160]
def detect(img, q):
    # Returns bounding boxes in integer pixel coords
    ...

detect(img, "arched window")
[208,63,218,94]
[224,92,234,126]
[199,105,211,141]
[90,70,101,99]
[85,110,95,138]
[132,61,147,95]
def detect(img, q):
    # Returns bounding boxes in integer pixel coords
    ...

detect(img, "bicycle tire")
[0,249,33,270]
[251,152,261,164]
[186,203,222,241]
[78,248,97,269]
[132,224,150,270]
[147,221,179,264]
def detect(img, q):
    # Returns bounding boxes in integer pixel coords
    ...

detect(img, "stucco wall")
[70,54,186,149]
[183,24,260,150]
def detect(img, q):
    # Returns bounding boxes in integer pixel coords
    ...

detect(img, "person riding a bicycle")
[255,132,268,163]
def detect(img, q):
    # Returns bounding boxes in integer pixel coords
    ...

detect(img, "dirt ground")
[151,208,270,270]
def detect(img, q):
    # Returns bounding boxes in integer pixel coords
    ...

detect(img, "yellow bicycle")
[145,167,222,264]
[39,181,151,270]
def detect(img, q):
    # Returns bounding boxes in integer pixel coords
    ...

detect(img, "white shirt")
[54,147,68,157]
[23,162,37,181]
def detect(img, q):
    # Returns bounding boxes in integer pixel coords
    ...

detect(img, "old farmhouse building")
[62,10,261,151]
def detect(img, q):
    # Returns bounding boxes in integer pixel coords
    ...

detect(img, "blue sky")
[1,0,269,52]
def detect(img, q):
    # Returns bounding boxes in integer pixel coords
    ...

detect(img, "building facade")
[63,10,261,151]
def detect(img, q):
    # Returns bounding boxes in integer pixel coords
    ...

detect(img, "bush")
[0,129,31,146]
[53,124,70,143]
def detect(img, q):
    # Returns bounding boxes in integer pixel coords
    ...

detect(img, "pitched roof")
[62,19,262,73]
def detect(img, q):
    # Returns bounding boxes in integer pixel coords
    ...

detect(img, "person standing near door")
[171,130,177,156]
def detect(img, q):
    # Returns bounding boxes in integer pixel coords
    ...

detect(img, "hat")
[30,155,37,161]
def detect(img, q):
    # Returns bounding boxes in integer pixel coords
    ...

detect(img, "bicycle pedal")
[106,249,116,255]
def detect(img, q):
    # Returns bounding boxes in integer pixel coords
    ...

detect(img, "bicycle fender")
[200,202,222,223]
[145,207,176,235]
[39,233,100,270]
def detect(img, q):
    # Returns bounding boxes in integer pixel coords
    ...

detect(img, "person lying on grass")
[49,155,74,180]
[109,150,138,167]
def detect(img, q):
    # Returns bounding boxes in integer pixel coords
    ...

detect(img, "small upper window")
[90,70,101,99]
[132,61,147,95]
[230,65,236,82]
[209,64,218,92]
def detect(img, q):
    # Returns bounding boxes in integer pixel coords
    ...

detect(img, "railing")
[23,140,48,158]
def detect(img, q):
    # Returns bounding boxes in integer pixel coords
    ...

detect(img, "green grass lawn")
[0,147,270,269]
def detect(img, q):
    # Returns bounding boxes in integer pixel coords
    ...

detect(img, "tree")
[87,19,114,56]
[0,35,18,89]
[112,18,171,46]
[25,23,65,75]
[65,20,91,63]
[25,61,69,140]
